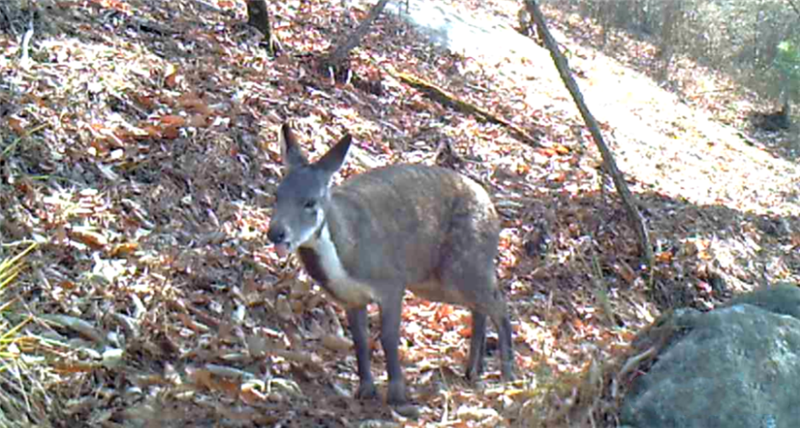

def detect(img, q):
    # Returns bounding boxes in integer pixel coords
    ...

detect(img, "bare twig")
[19,16,34,67]
[612,346,656,399]
[787,0,800,17]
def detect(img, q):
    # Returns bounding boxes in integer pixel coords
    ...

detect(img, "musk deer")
[267,123,514,405]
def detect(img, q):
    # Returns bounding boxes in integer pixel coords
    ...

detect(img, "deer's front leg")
[379,290,407,405]
[347,307,377,400]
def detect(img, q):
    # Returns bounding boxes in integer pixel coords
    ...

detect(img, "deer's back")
[325,164,499,287]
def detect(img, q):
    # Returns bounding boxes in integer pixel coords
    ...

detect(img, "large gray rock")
[621,284,800,428]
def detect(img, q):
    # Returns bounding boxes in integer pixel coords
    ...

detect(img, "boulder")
[621,284,800,428]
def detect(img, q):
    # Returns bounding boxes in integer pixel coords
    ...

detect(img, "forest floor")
[1,0,798,427]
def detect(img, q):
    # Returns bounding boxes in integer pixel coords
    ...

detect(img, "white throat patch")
[301,222,376,308]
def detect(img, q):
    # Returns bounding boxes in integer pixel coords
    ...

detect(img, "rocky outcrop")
[621,284,800,428]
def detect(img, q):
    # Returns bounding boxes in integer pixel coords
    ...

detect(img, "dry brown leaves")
[0,0,798,427]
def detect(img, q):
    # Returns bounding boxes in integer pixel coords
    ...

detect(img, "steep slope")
[1,0,798,427]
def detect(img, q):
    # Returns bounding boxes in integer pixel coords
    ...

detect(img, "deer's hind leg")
[450,267,514,381]
[439,227,515,381]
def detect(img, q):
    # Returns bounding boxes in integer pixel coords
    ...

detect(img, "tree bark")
[324,0,391,71]
[246,0,279,55]
[780,83,792,129]
[524,0,654,270]
[658,0,680,80]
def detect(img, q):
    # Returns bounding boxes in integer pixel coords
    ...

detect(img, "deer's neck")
[297,205,373,308]
[298,220,339,285]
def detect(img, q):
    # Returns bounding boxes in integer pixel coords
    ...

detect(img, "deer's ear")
[315,133,352,178]
[280,123,309,170]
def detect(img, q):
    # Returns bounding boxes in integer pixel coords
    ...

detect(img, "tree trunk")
[246,0,279,55]
[780,78,792,128]
[523,0,654,270]
[324,0,391,75]
[658,0,680,80]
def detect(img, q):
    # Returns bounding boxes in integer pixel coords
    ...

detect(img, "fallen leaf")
[8,116,26,134]
[160,115,187,126]
[110,242,138,257]
[69,229,108,250]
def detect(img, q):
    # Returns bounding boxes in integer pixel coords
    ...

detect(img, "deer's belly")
[409,278,469,307]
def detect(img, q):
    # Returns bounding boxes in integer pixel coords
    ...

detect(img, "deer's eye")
[304,200,317,210]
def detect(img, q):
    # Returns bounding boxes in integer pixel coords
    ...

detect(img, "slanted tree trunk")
[322,0,391,81]
[246,0,279,55]
[523,0,654,270]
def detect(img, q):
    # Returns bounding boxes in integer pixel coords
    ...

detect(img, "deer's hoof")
[386,379,408,406]
[355,382,378,401]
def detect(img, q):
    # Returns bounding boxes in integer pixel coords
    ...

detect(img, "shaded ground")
[0,0,798,427]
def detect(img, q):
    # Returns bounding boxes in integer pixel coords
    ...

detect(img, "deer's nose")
[267,227,286,244]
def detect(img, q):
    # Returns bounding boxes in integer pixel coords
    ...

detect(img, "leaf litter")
[0,0,798,426]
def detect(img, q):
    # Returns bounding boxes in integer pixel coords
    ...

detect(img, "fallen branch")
[390,70,541,147]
